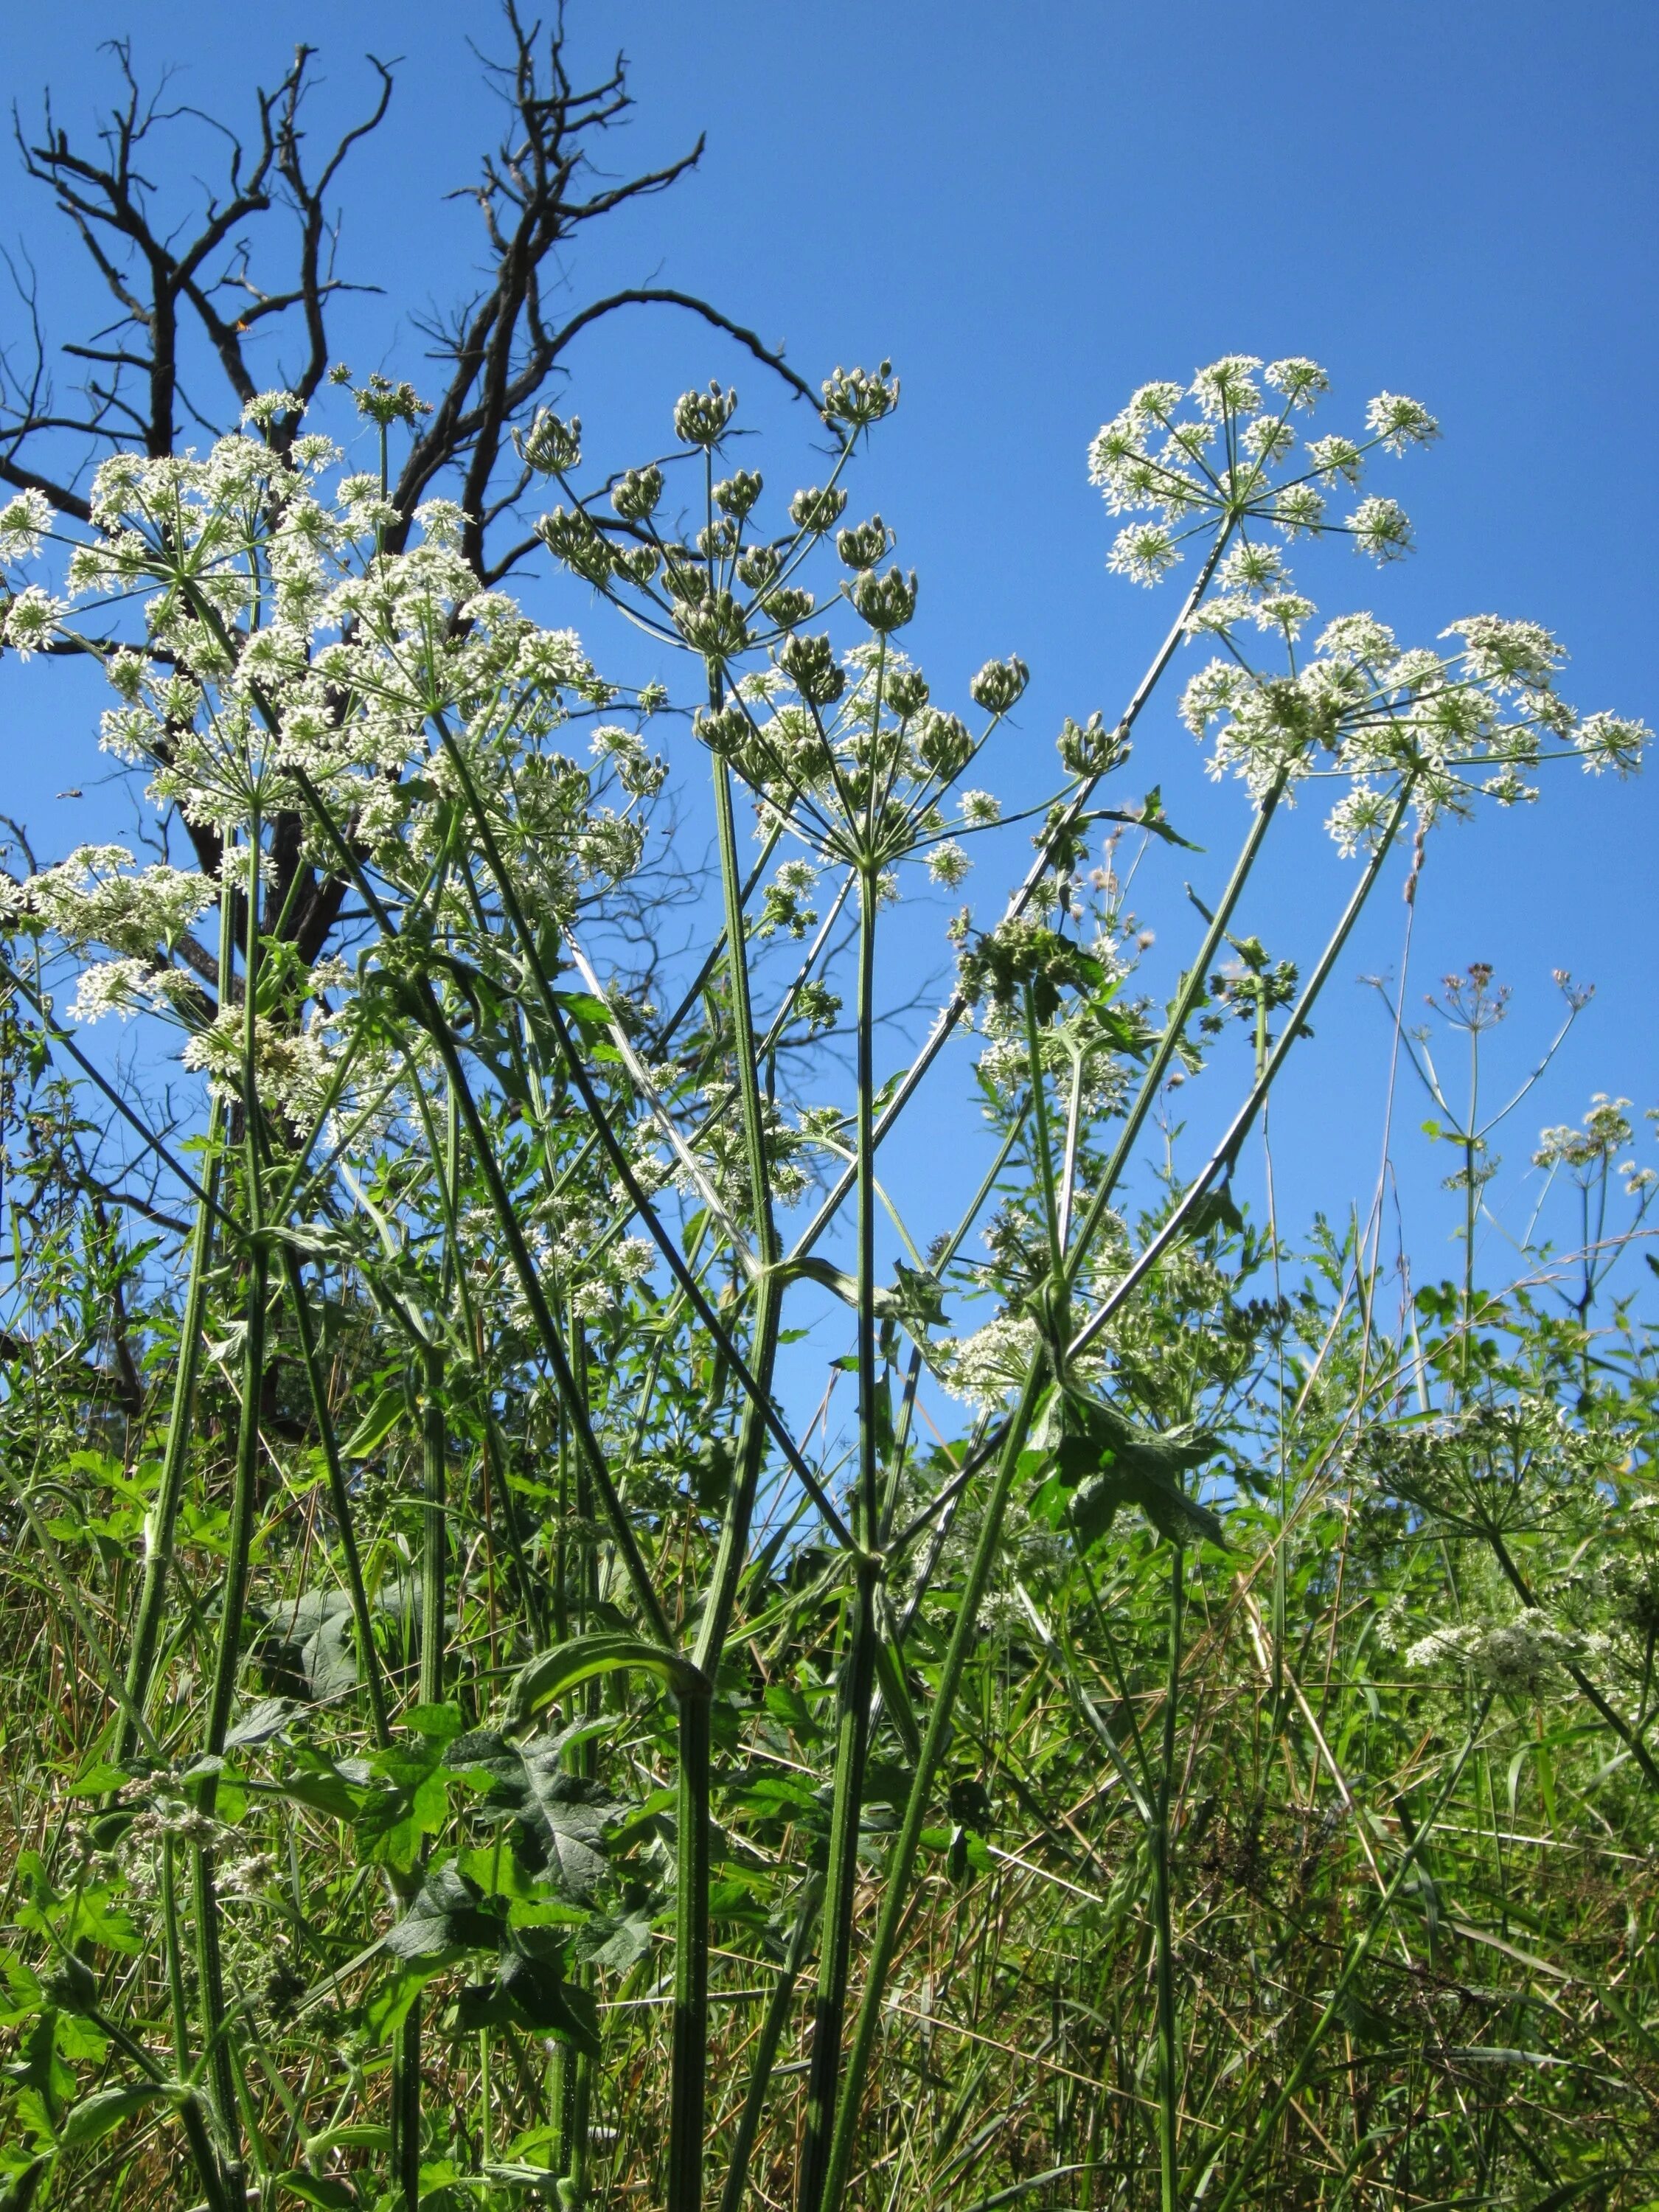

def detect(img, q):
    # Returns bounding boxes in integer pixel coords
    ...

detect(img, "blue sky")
[2,0,1655,1310]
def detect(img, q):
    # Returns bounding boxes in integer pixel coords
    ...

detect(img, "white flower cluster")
[939,1311,1041,1408]
[1535,1095,1658,1195]
[1088,355,1437,586]
[1406,1608,1578,1700]
[1180,594,1650,847]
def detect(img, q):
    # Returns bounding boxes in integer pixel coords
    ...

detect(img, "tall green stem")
[118,1102,223,1760]
[278,1248,392,1747]
[798,872,882,2212]
[667,734,786,2212]
[819,1355,1052,2211]
[1152,1544,1184,2212]
[193,827,268,2208]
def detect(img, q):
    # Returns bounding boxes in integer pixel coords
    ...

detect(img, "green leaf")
[498,1953,602,2058]
[502,1634,703,1732]
[60,2081,164,2149]
[1034,1388,1223,1549]
[225,1697,299,1750]
[383,1863,502,1963]
[276,2176,358,2211]
[340,1385,406,1460]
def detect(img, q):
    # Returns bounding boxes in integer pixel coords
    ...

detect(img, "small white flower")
[928,840,972,888]
[0,489,53,562]
[1365,392,1439,453]
[243,389,302,429]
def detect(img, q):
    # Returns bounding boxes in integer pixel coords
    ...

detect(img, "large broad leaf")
[444,1727,624,1901]
[518,1753,616,1899]
[341,1382,407,1460]
[498,1952,602,2056]
[259,1590,359,1703]
[383,1863,502,1964]
[1033,1388,1223,1549]
[502,1633,703,1733]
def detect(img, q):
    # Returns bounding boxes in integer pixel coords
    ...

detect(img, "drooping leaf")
[340,1384,406,1460]
[502,1633,703,1732]
[60,2080,164,2149]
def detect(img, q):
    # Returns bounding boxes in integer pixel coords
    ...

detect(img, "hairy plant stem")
[667,734,786,2212]
[717,1871,826,2212]
[117,1100,223,1761]
[1152,1544,1184,2212]
[392,1339,448,2211]
[820,1354,1054,2211]
[277,1247,392,1747]
[797,869,883,2212]
[192,828,268,2209]
[1061,770,1290,1291]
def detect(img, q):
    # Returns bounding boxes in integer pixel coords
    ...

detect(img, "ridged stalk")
[799,872,886,2212]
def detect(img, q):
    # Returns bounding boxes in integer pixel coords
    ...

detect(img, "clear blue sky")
[2,1,1655,1299]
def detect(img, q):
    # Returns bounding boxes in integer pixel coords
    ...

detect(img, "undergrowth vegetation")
[0,15,1656,2212]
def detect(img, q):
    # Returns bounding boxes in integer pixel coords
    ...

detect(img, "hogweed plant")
[0,344,1653,2212]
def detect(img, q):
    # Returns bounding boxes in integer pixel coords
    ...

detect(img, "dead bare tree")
[1,1,815,979]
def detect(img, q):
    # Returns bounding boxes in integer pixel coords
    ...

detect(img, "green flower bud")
[695,704,749,757]
[970,655,1030,714]
[535,505,613,583]
[852,566,918,633]
[779,632,846,709]
[662,553,707,605]
[836,515,888,570]
[790,486,848,535]
[355,372,431,429]
[822,360,900,430]
[957,917,1099,1021]
[715,470,764,518]
[611,465,664,521]
[696,518,740,561]
[886,668,930,718]
[1057,711,1127,777]
[675,591,750,661]
[737,544,783,590]
[518,408,582,473]
[915,708,972,779]
[760,587,815,630]
[675,381,738,449]
[613,544,661,586]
